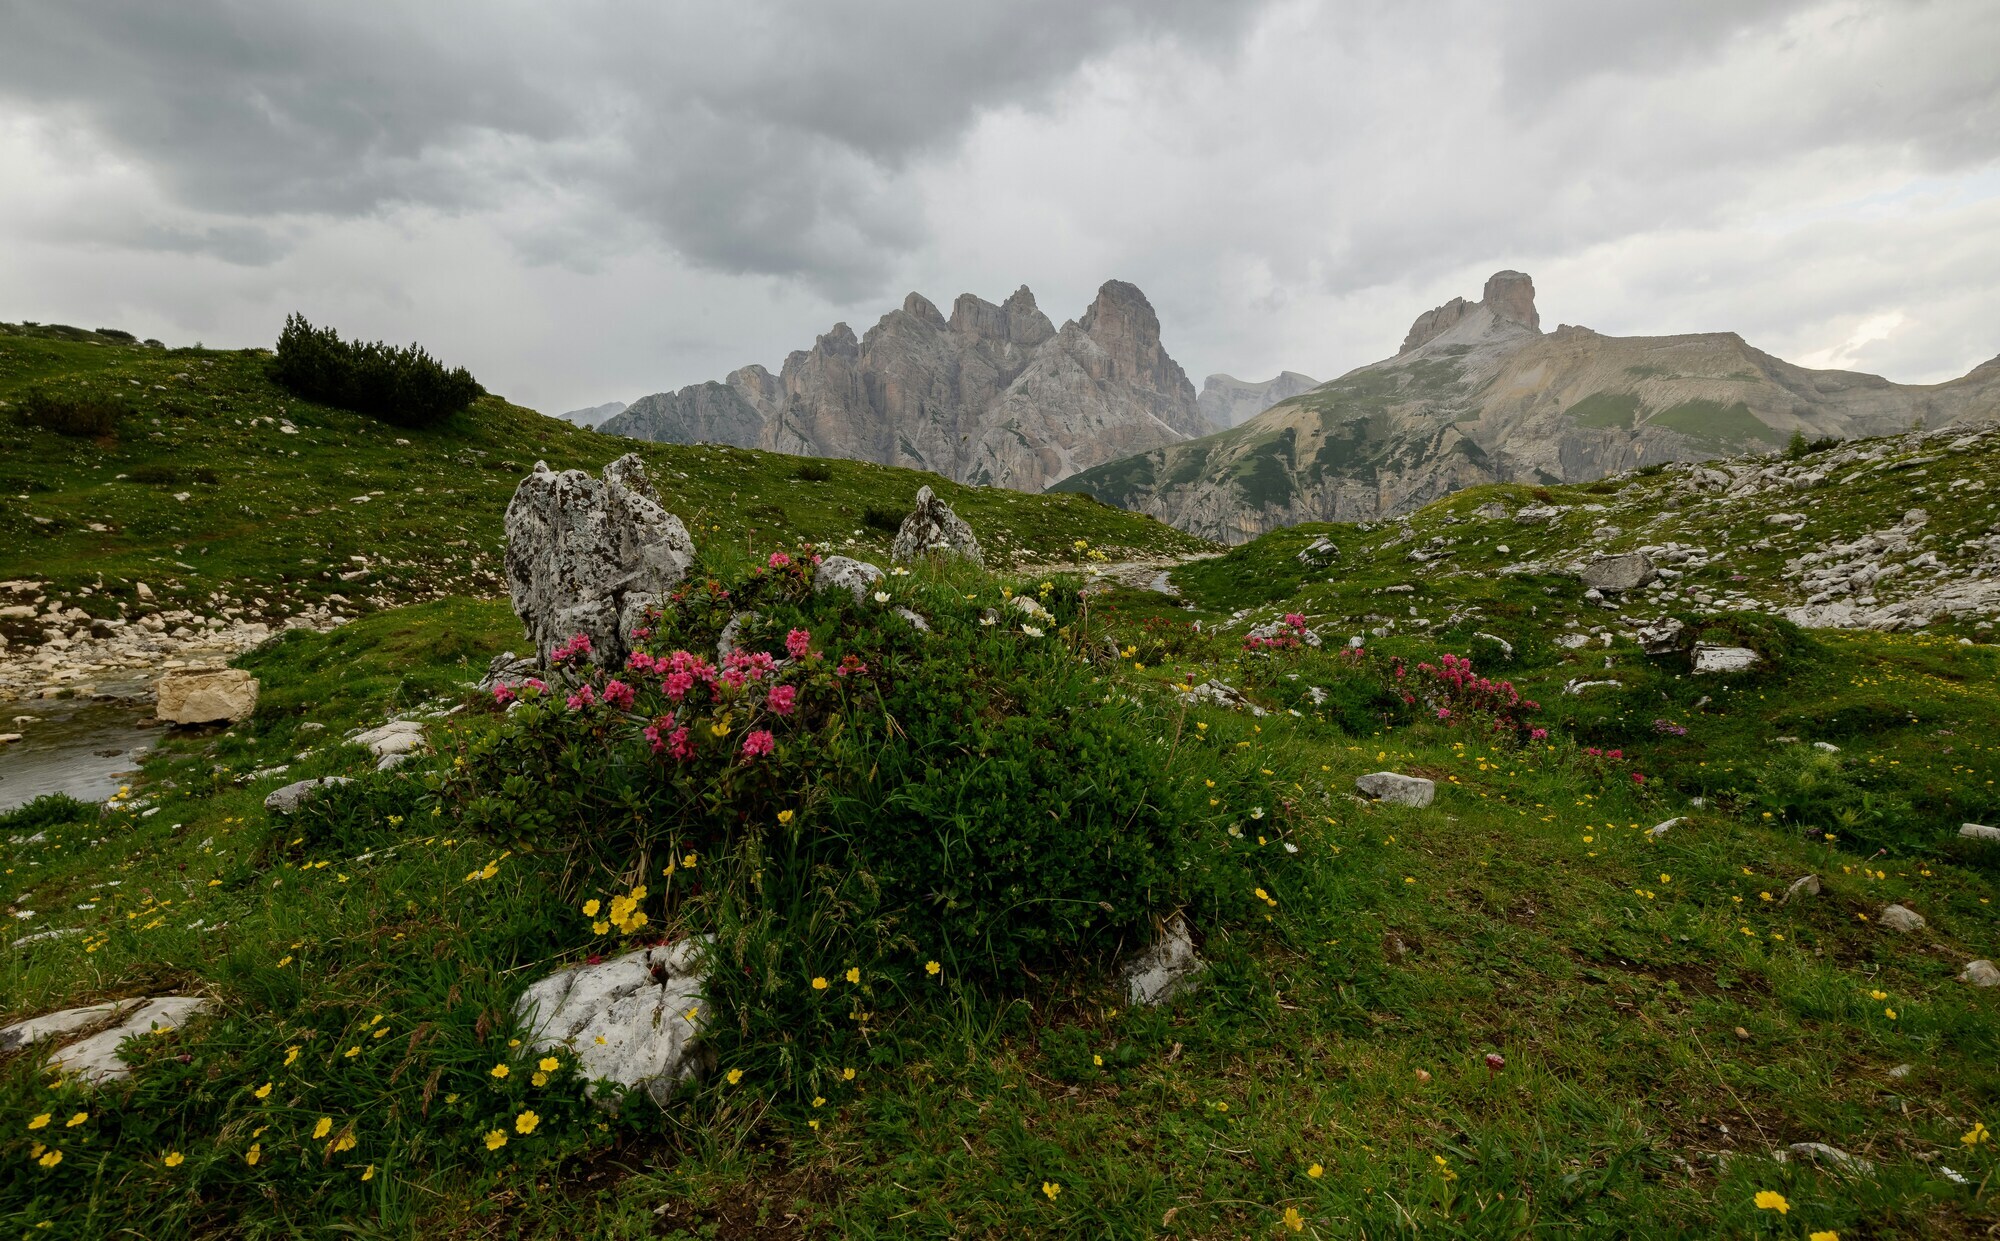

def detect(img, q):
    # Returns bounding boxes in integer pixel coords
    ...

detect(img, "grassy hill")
[1,326,1996,1238]
[0,324,1208,647]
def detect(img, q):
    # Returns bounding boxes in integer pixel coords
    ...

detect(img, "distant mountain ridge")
[1054,271,2000,543]
[559,401,627,427]
[601,281,1214,492]
[1199,371,1320,427]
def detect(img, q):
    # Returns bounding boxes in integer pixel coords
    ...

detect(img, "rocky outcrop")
[890,486,983,565]
[559,401,628,428]
[1199,371,1322,427]
[1355,772,1436,807]
[1120,915,1205,1006]
[813,556,886,602]
[604,282,1212,493]
[155,668,258,724]
[503,455,695,668]
[1056,271,2000,543]
[0,996,213,1085]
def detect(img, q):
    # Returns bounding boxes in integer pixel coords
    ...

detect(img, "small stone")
[1782,874,1820,903]
[1959,960,2000,987]
[1733,1026,1750,1041]
[1355,772,1435,808]
[1779,1142,1873,1174]
[1413,1069,1432,1084]
[263,776,354,814]
[1121,915,1205,1006]
[1647,817,1683,838]
[1878,904,1926,933]
[1886,1063,1913,1079]
[1959,823,2000,843]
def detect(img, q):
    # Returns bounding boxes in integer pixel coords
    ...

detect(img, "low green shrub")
[1746,744,1911,854]
[792,461,833,482]
[861,504,903,533]
[10,388,125,438]
[126,463,221,486]
[0,792,97,834]
[270,314,483,428]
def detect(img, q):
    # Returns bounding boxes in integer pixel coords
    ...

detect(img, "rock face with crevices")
[1580,553,1657,593]
[513,939,711,1104]
[602,281,1211,492]
[891,486,984,566]
[813,556,886,602]
[504,454,695,668]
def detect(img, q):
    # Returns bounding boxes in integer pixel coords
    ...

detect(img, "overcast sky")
[3,0,1997,415]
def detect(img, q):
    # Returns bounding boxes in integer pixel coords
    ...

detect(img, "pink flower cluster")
[550,633,594,666]
[1408,652,1541,735]
[719,649,778,690]
[564,678,636,711]
[491,677,549,706]
[644,713,693,760]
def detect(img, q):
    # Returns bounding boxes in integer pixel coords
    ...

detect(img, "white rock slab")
[44,996,212,1084]
[513,938,711,1104]
[1692,645,1761,674]
[0,999,145,1052]
[1960,823,2000,843]
[263,776,354,814]
[1960,960,2000,987]
[1878,904,1926,933]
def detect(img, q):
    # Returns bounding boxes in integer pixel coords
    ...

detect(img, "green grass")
[1565,392,1641,431]
[1647,399,1785,450]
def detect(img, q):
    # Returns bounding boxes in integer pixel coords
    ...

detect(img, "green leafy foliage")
[9,388,125,438]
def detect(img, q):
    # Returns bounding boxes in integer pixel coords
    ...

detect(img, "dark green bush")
[10,388,125,438]
[861,504,904,533]
[270,313,483,428]
[792,461,833,482]
[1747,745,1910,854]
[0,792,97,834]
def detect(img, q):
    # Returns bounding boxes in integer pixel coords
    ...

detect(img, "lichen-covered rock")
[1355,771,1436,807]
[504,454,694,668]
[890,486,983,566]
[513,939,711,1104]
[1960,959,2000,987]
[813,555,885,602]
[156,668,258,724]
[1121,915,1205,1006]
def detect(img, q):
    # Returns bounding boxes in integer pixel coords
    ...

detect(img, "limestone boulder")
[890,486,983,566]
[513,938,711,1104]
[1579,553,1658,593]
[1960,960,2000,987]
[504,454,695,668]
[1355,772,1436,807]
[1878,904,1926,933]
[156,668,258,724]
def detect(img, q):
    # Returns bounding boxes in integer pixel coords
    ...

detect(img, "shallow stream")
[0,687,158,813]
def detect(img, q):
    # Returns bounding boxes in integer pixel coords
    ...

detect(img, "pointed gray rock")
[504,454,694,668]
[1121,915,1204,1006]
[513,938,711,1104]
[890,486,983,566]
[813,555,885,602]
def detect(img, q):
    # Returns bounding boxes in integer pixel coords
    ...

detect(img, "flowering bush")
[1397,652,1541,738]
[445,547,1220,994]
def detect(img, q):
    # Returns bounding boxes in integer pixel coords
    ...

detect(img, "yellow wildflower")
[778,809,795,825]
[362,1164,376,1181]
[164,1150,185,1167]
[726,1068,744,1085]
[283,1046,299,1067]
[515,1110,539,1135]
[845,967,861,984]
[313,1117,333,1140]
[490,1063,510,1079]
[583,899,601,917]
[27,1114,50,1130]
[1283,1206,1304,1232]
[1041,1181,1061,1201]
[333,1132,357,1153]
[245,1143,262,1166]
[483,1129,507,1151]
[811,976,829,991]
[38,1149,62,1169]
[1754,1190,1788,1214]
[253,1082,273,1100]
[538,1057,559,1073]
[926,960,941,976]
[1307,1162,1324,1179]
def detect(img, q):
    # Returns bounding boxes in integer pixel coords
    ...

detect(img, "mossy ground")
[0,337,1995,1237]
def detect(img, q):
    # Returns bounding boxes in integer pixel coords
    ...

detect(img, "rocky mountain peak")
[1400,270,1542,354]
[900,291,947,329]
[1482,270,1539,331]
[1074,280,1195,417]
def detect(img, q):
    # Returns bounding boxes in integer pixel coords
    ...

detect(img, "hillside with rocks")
[1056,271,2000,542]
[4,319,1999,1239]
[600,280,1214,492]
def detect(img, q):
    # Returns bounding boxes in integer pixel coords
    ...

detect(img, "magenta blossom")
[1529,727,1548,741]
[741,729,776,760]
[767,684,797,715]
[566,684,597,711]
[601,679,636,710]
[785,628,813,660]
[550,633,594,665]
[524,678,548,694]
[492,684,517,706]
[768,551,792,568]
